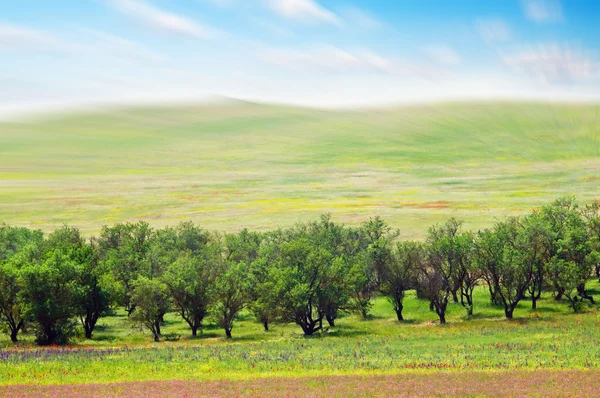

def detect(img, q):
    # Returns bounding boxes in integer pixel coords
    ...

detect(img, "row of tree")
[1,197,599,345]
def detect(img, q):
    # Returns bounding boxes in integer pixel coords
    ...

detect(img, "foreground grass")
[1,101,599,238]
[4,371,600,397]
[1,282,599,387]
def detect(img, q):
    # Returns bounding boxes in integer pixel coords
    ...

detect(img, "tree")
[19,251,80,345]
[582,202,600,282]
[98,222,153,315]
[380,241,421,321]
[0,225,43,342]
[248,243,279,331]
[76,239,114,339]
[44,226,114,339]
[0,224,44,262]
[541,198,594,304]
[0,262,24,342]
[306,215,351,326]
[348,249,378,319]
[224,228,262,264]
[213,261,250,338]
[271,238,344,335]
[130,277,171,342]
[474,219,532,319]
[549,259,587,312]
[427,219,478,316]
[513,213,552,310]
[225,229,275,330]
[416,240,451,324]
[163,250,217,336]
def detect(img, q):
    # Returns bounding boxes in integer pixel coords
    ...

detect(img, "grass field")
[1,282,599,392]
[2,101,600,396]
[1,101,599,238]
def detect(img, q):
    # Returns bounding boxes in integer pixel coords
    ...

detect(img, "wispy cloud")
[267,0,341,26]
[522,0,563,23]
[0,23,73,52]
[500,43,599,84]
[259,45,446,81]
[109,0,216,38]
[82,29,169,64]
[260,46,391,73]
[423,46,461,67]
[474,18,512,43]
[340,6,382,29]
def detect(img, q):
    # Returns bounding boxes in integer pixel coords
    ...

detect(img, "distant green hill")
[1,101,599,237]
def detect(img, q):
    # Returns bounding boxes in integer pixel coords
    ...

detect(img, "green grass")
[1,101,599,237]
[1,280,599,386]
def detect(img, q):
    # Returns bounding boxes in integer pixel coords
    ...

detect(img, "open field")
[2,102,600,396]
[4,371,600,397]
[1,101,599,237]
[1,282,599,391]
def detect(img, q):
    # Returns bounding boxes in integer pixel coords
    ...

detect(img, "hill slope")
[1,101,599,236]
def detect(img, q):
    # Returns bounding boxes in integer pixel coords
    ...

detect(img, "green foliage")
[130,277,171,342]
[379,241,423,321]
[474,218,531,319]
[213,261,250,338]
[163,250,217,336]
[19,251,80,345]
[98,222,153,315]
[0,196,598,346]
[0,224,44,342]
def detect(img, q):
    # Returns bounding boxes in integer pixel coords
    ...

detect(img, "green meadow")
[1,101,599,237]
[1,282,599,386]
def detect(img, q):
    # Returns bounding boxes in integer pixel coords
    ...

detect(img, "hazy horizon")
[2,0,600,117]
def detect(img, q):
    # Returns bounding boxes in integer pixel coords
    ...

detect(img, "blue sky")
[1,0,599,114]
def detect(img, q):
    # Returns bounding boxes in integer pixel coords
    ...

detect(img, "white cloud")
[423,46,461,67]
[340,6,382,29]
[259,45,446,81]
[110,0,215,38]
[0,23,73,52]
[522,0,563,23]
[267,0,341,25]
[260,46,389,73]
[82,29,169,64]
[474,18,511,43]
[500,43,599,84]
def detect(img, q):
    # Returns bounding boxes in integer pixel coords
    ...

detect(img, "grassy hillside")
[1,101,599,237]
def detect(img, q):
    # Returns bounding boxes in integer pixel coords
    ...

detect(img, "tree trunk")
[191,326,198,336]
[435,302,447,324]
[395,303,404,321]
[326,314,335,327]
[577,284,595,304]
[299,318,321,336]
[451,289,459,303]
[154,320,161,337]
[554,286,564,300]
[126,304,136,317]
[361,308,368,320]
[225,328,232,338]
[505,305,515,319]
[153,333,160,342]
[10,329,18,343]
[8,319,22,343]
[262,320,269,332]
[531,296,537,310]
[438,312,446,324]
